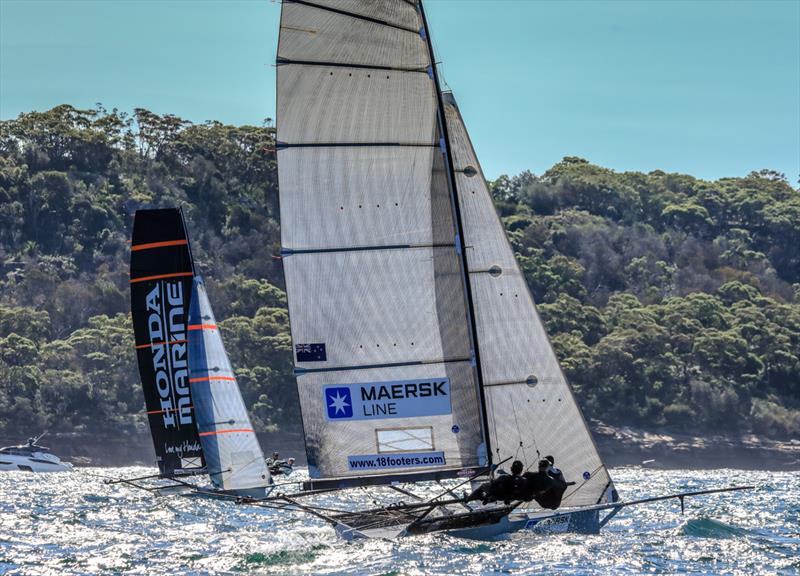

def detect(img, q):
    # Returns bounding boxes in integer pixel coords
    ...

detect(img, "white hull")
[0,453,73,472]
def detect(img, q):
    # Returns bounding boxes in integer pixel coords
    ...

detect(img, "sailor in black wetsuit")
[533,456,576,510]
[467,460,526,505]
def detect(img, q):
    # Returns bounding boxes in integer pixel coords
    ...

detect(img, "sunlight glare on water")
[0,468,797,575]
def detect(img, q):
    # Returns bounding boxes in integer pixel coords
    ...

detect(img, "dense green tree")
[0,105,798,440]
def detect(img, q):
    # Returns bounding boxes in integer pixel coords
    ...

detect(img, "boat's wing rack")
[242,484,756,540]
[594,484,755,527]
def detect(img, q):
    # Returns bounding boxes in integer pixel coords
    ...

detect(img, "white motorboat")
[0,434,73,472]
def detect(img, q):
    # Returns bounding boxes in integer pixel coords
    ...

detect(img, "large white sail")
[277,0,487,484]
[442,93,615,507]
[187,278,271,493]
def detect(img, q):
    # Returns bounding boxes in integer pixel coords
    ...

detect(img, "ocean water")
[0,467,797,575]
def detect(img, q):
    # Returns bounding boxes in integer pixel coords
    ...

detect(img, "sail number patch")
[324,379,451,421]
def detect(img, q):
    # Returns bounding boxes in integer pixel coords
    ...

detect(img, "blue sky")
[1,0,798,181]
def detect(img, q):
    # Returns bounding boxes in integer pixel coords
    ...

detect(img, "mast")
[277,0,492,483]
[417,0,492,466]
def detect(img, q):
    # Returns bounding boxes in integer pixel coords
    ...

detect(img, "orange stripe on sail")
[146,406,193,415]
[130,271,193,284]
[188,324,217,331]
[131,239,188,252]
[188,376,236,383]
[199,428,253,437]
[135,339,187,350]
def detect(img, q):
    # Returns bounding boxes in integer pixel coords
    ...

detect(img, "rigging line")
[424,461,504,504]
[284,0,422,35]
[509,400,527,465]
[560,464,604,502]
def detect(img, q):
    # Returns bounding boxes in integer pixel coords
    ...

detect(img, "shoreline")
[591,422,800,471]
[3,424,798,471]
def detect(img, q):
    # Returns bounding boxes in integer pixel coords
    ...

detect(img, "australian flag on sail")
[296,343,326,362]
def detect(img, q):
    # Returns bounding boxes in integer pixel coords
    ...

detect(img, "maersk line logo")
[324,379,452,421]
[325,387,353,419]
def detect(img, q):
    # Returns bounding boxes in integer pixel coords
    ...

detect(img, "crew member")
[467,460,526,505]
[533,457,575,510]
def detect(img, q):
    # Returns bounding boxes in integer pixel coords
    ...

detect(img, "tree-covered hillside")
[1,105,798,440]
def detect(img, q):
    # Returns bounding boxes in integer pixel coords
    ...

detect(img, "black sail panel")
[130,208,204,476]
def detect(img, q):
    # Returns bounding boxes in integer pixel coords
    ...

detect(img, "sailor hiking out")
[466,456,576,510]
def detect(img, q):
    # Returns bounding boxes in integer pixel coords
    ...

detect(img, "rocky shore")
[2,424,798,470]
[591,421,800,471]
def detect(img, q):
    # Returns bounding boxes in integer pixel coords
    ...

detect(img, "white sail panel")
[297,361,484,479]
[278,65,436,144]
[279,2,429,69]
[283,248,471,370]
[279,147,454,250]
[455,173,519,272]
[277,1,486,482]
[443,93,614,507]
[188,278,270,493]
[304,0,423,31]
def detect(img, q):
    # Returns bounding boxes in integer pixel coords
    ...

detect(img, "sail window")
[376,427,434,453]
[488,265,502,277]
[526,374,539,388]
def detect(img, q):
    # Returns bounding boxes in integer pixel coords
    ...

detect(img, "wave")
[680,517,748,539]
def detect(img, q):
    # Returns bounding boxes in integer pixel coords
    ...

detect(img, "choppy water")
[0,467,797,575]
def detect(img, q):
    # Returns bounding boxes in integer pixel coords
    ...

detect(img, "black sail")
[130,208,204,476]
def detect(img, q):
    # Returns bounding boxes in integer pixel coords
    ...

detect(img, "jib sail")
[442,94,616,507]
[277,0,489,485]
[187,278,271,492]
[130,208,204,476]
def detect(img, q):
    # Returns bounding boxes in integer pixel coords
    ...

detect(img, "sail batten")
[277,58,428,73]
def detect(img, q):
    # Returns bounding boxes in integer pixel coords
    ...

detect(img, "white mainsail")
[277,0,614,504]
[187,277,271,493]
[277,0,487,483]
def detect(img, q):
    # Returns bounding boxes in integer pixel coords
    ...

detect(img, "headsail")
[442,93,615,507]
[187,278,271,493]
[277,0,488,484]
[130,208,204,476]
